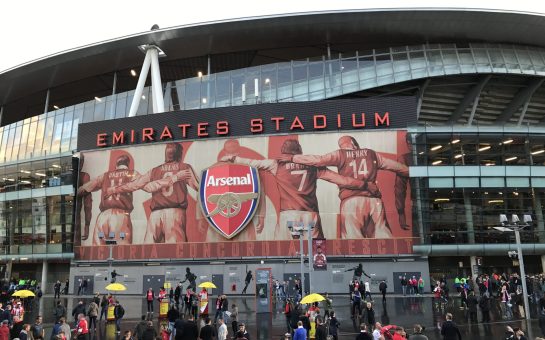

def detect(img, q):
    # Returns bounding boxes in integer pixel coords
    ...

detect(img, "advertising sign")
[313,239,327,270]
[255,268,271,314]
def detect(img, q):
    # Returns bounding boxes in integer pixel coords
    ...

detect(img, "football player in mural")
[76,154,92,242]
[279,135,409,239]
[394,134,412,231]
[77,154,135,245]
[222,139,376,239]
[107,143,199,243]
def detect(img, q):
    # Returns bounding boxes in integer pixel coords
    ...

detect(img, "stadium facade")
[1,8,545,295]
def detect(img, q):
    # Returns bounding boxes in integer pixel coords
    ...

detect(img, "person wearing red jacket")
[0,320,9,340]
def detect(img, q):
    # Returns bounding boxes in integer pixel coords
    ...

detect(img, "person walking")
[466,292,478,323]
[134,315,148,340]
[114,300,125,335]
[142,321,157,340]
[408,324,428,340]
[401,276,408,296]
[71,301,86,325]
[30,316,44,340]
[293,321,307,340]
[328,311,340,340]
[218,318,228,340]
[418,277,425,296]
[379,281,387,303]
[479,293,491,323]
[361,302,375,330]
[54,281,62,299]
[54,301,66,323]
[145,288,155,319]
[99,294,108,322]
[87,299,99,331]
[200,317,216,340]
[231,303,239,335]
[356,323,373,340]
[76,313,90,340]
[440,313,461,340]
[59,318,71,340]
[315,316,328,340]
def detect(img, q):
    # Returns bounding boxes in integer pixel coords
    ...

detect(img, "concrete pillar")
[463,190,475,244]
[469,256,479,283]
[5,260,12,281]
[39,260,48,315]
[41,260,48,293]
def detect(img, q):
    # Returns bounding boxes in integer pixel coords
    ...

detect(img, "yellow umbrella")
[105,283,127,291]
[12,290,35,298]
[300,293,325,304]
[197,281,217,289]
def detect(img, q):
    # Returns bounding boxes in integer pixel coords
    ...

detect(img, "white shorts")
[340,196,392,239]
[276,210,323,240]
[93,209,132,245]
[146,208,186,243]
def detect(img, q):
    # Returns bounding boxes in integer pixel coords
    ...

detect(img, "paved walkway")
[18,294,545,339]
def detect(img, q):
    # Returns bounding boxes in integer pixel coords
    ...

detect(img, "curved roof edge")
[3,8,545,106]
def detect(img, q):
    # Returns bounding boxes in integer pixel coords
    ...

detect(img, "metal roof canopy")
[2,8,545,111]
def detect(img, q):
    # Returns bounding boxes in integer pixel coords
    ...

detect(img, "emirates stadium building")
[2,8,545,295]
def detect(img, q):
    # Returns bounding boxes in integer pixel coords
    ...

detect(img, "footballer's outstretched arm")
[376,153,409,177]
[77,174,104,196]
[224,156,278,175]
[110,171,150,194]
[291,151,340,167]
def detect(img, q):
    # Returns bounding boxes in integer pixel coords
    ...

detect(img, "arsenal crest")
[199,164,260,239]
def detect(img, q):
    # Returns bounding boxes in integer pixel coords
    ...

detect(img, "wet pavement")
[17,294,545,339]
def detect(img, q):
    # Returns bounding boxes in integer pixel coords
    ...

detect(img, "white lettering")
[206,174,252,187]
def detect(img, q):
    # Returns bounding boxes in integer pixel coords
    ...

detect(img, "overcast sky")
[1,0,545,72]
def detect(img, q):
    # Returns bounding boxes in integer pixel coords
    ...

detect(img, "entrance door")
[393,272,421,294]
[74,276,94,295]
[283,273,309,296]
[142,275,165,294]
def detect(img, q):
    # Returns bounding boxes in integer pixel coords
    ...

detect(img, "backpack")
[116,305,125,318]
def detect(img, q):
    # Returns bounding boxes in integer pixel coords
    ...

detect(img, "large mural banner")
[75,130,414,260]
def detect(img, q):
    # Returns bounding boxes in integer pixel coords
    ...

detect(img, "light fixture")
[434,198,450,202]
[503,139,514,144]
[531,149,545,155]
[130,69,137,77]
[485,162,495,166]
[430,145,442,151]
[53,105,60,110]
[506,156,518,162]
[418,151,424,155]
[513,192,519,196]
[488,199,504,204]
[20,258,28,261]
[197,71,203,77]
[20,180,30,184]
[265,78,270,84]
[141,95,146,100]
[478,145,491,152]
[432,160,442,165]
[19,170,30,174]
[35,172,46,177]
[52,164,61,168]
[202,98,207,104]
[94,97,102,102]
[454,154,464,159]
[451,139,460,144]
